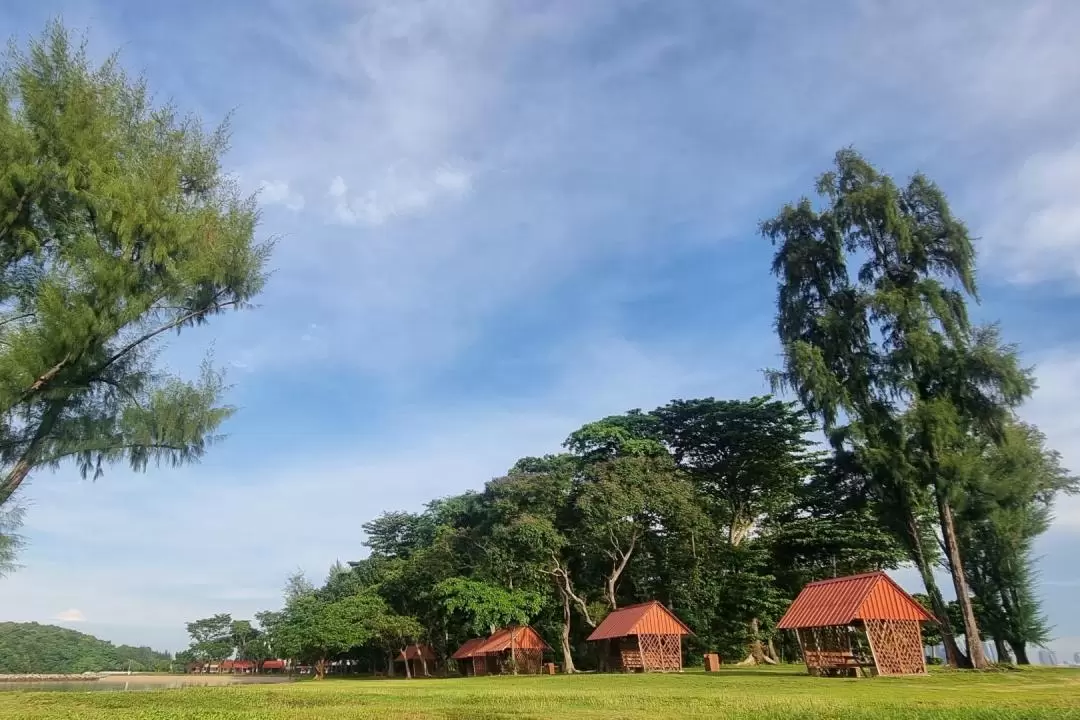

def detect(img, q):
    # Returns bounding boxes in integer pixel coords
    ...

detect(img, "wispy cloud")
[258,180,305,212]
[55,608,86,623]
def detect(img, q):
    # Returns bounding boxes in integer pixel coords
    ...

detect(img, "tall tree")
[653,397,816,663]
[0,24,270,513]
[956,421,1077,664]
[763,148,1033,668]
[273,588,383,679]
[184,614,233,667]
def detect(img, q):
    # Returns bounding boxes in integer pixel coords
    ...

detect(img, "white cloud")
[328,176,347,198]
[258,180,305,212]
[1024,350,1080,531]
[982,142,1080,284]
[327,164,473,226]
[55,608,86,623]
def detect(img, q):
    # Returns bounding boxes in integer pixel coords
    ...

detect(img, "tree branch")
[95,296,238,376]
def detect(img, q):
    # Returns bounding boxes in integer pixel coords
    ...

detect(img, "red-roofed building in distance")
[451,626,551,675]
[394,644,438,678]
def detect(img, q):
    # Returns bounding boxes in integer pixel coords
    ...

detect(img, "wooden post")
[863,621,883,676]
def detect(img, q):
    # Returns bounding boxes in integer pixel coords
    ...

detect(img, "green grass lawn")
[2,666,1078,719]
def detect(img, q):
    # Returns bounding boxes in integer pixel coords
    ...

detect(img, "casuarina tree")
[0,24,270,515]
[762,148,1033,668]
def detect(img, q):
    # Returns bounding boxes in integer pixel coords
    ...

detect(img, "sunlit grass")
[2,665,1078,719]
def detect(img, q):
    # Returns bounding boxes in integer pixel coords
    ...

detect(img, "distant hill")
[0,622,171,674]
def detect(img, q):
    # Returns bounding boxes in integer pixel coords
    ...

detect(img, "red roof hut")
[394,643,437,677]
[776,571,935,677]
[587,601,693,672]
[452,625,550,675]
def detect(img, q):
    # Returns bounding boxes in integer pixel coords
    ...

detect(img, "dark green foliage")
[184,613,233,665]
[0,622,170,673]
[762,148,1037,668]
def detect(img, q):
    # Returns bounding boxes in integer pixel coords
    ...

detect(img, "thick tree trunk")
[314,658,327,680]
[937,492,987,669]
[420,655,429,677]
[403,651,412,679]
[908,512,967,668]
[559,589,576,674]
[993,637,1010,664]
[1008,640,1030,665]
[737,619,778,665]
[386,651,395,677]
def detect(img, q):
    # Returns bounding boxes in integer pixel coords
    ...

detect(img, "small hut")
[394,643,437,677]
[587,601,693,672]
[452,625,551,675]
[776,571,935,677]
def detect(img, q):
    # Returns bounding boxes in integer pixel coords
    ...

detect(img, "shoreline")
[0,673,294,685]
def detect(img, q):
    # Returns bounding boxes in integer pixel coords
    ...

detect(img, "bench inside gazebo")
[776,571,935,677]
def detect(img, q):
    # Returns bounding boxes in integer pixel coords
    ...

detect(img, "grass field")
[2,666,1078,719]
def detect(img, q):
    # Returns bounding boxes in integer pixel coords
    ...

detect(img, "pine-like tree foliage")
[956,422,1078,662]
[761,149,1034,668]
[0,23,271,505]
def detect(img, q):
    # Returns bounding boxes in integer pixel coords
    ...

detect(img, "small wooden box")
[544,662,557,675]
[703,653,721,672]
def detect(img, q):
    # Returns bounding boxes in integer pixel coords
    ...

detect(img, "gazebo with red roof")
[587,601,693,672]
[776,571,935,677]
[452,625,551,675]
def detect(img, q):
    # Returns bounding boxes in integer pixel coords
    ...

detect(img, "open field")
[1,666,1078,719]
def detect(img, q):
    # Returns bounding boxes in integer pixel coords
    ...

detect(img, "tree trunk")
[0,399,65,504]
[908,512,967,668]
[510,627,518,675]
[420,654,430,677]
[993,637,1010,664]
[558,589,576,674]
[1008,640,1030,665]
[314,658,327,680]
[738,618,778,665]
[937,492,987,669]
[386,650,395,677]
[403,651,412,679]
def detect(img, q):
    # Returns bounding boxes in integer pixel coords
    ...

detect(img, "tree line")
[186,392,1072,674]
[0,622,171,674]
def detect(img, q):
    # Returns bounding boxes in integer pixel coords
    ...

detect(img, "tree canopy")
[0,24,270,534]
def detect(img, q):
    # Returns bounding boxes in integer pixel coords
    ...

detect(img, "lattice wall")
[638,633,682,672]
[508,648,544,674]
[864,619,925,676]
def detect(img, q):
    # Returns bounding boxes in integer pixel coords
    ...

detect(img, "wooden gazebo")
[587,601,693,672]
[776,571,935,677]
[394,643,437,677]
[452,625,551,675]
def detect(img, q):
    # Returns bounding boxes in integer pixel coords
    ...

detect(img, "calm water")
[0,677,294,692]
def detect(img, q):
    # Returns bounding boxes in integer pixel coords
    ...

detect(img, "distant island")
[0,622,171,674]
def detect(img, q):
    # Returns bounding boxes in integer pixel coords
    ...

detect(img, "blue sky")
[1,0,1078,657]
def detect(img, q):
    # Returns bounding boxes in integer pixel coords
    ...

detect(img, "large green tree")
[763,149,1032,668]
[956,421,1077,664]
[652,397,816,663]
[0,24,269,512]
[184,613,233,667]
